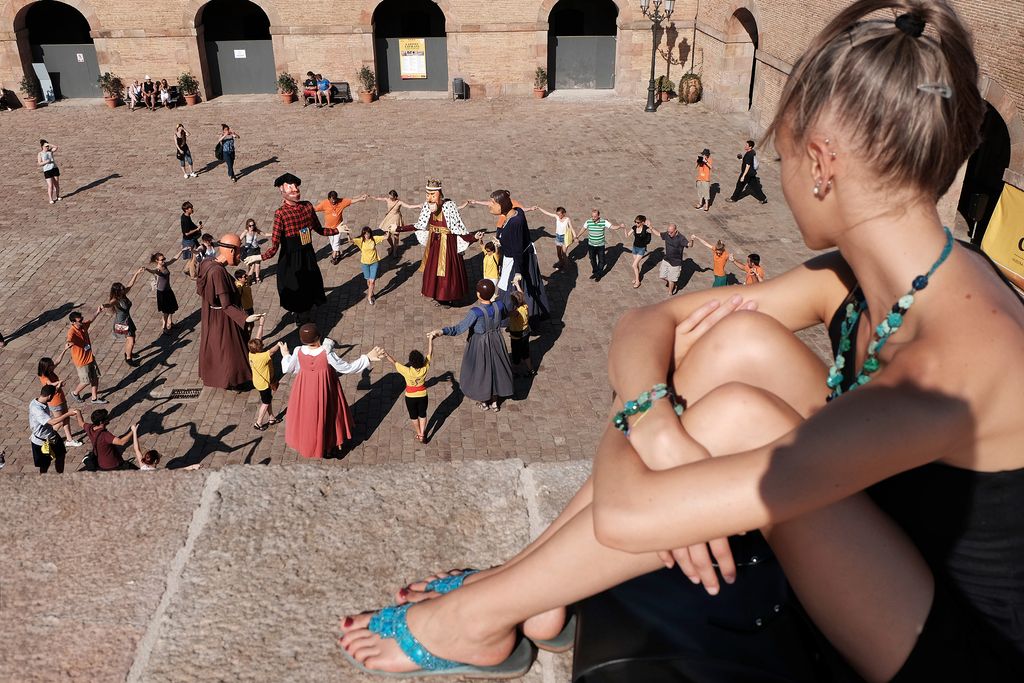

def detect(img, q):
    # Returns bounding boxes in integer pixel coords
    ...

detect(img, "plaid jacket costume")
[262,200,338,313]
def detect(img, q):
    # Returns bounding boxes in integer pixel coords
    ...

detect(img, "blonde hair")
[764,0,983,199]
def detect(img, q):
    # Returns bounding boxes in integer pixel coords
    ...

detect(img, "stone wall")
[0,0,1020,158]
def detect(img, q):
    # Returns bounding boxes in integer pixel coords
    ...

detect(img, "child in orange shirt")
[731,252,766,285]
[693,235,731,287]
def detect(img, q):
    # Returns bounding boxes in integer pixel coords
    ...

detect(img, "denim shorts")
[361,262,379,280]
[631,246,647,256]
[178,152,193,167]
[555,234,565,245]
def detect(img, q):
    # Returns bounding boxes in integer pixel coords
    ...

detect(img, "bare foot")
[339,598,515,673]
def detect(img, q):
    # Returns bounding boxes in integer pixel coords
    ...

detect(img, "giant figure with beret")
[252,173,339,322]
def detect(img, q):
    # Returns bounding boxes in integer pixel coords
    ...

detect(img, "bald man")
[196,233,253,389]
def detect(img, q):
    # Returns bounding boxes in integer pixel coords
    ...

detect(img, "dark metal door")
[376,37,449,93]
[34,43,100,98]
[205,39,276,95]
[550,35,616,89]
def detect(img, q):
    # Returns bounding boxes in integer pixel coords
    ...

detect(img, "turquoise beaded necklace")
[827,226,954,401]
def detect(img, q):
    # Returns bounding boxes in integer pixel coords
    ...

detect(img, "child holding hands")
[382,334,434,443]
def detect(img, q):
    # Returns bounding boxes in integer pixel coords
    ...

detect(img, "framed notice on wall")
[399,38,427,79]
[981,184,1024,290]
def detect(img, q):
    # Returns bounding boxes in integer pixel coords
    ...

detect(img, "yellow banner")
[399,38,427,79]
[981,184,1024,289]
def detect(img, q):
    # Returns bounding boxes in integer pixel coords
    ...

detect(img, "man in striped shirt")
[577,209,622,280]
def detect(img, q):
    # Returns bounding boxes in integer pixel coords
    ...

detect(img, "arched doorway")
[719,8,758,112]
[16,0,99,99]
[373,0,448,94]
[547,0,617,90]
[197,0,275,96]
[958,102,1011,244]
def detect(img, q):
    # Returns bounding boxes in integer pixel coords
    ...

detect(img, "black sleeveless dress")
[826,261,1024,680]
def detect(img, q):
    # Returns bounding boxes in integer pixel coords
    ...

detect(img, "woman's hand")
[366,346,385,362]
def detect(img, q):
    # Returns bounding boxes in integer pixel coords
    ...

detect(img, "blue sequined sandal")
[340,603,536,679]
[423,569,480,595]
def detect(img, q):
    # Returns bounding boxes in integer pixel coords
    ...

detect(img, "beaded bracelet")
[612,383,686,437]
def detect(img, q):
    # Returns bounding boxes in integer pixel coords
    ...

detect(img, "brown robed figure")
[196,234,252,389]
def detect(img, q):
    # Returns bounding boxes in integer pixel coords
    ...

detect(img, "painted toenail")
[399,587,408,596]
[343,617,353,628]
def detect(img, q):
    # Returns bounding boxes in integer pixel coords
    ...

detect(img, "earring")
[813,180,822,196]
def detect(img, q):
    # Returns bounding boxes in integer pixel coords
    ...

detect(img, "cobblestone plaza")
[0,95,827,473]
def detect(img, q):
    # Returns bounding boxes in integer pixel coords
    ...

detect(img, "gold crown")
[425,178,443,191]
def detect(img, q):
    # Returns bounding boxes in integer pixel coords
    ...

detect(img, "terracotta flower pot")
[533,87,546,99]
[659,91,671,102]
[23,96,38,110]
[184,94,199,106]
[103,95,118,108]
[278,92,295,104]
[359,91,374,104]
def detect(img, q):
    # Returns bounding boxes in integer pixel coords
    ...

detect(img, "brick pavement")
[0,95,828,473]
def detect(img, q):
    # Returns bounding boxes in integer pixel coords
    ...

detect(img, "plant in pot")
[97,72,123,108]
[678,71,703,105]
[357,66,376,103]
[19,74,41,110]
[178,72,200,105]
[533,67,547,98]
[276,72,297,104]
[655,75,675,102]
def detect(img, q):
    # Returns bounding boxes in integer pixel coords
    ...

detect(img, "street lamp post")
[640,0,675,112]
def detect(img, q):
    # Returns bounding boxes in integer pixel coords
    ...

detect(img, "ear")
[804,131,838,199]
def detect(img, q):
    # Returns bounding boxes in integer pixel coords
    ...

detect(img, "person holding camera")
[726,139,768,204]
[694,148,713,211]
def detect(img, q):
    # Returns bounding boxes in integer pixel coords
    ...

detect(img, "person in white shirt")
[280,323,384,458]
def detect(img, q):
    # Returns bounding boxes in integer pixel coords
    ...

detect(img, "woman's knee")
[682,381,802,456]
[674,310,826,414]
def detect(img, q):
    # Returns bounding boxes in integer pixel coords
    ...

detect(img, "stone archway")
[372,0,448,93]
[192,0,277,96]
[545,0,619,90]
[10,0,100,98]
[714,5,758,113]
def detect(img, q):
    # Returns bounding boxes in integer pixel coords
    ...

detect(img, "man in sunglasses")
[196,233,258,389]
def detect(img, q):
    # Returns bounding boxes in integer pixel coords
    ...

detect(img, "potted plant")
[19,74,41,110]
[655,75,675,102]
[357,66,376,103]
[178,72,200,106]
[533,67,547,98]
[678,71,703,105]
[97,72,123,108]
[276,72,297,104]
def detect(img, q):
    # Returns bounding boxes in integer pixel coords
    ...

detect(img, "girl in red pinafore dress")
[281,323,384,458]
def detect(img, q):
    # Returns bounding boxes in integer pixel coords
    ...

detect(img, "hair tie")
[895,12,925,38]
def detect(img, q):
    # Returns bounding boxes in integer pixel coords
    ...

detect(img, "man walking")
[578,209,622,281]
[649,222,693,295]
[727,140,768,204]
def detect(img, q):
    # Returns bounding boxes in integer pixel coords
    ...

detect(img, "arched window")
[547,0,618,90]
[196,0,276,96]
[373,0,449,93]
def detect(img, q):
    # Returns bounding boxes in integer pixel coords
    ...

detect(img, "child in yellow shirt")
[247,315,283,431]
[347,226,390,305]
[382,334,434,443]
[508,275,535,376]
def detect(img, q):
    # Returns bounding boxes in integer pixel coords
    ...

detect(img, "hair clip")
[917,83,952,99]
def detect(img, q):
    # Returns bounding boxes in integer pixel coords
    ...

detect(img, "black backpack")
[214,141,224,161]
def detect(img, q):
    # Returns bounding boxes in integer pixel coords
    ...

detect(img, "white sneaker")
[66,439,84,448]
[189,172,197,177]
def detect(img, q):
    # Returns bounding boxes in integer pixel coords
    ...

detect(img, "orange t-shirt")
[744,264,765,285]
[315,198,352,229]
[67,322,94,367]
[696,157,712,182]
[40,374,67,408]
[713,250,730,276]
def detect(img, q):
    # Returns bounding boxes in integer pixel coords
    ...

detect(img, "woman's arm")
[398,201,421,210]
[112,423,138,447]
[692,235,714,250]
[124,267,145,291]
[592,374,971,554]
[426,334,434,361]
[130,424,143,461]
[55,341,71,365]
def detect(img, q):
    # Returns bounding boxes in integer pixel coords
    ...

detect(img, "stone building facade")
[1,0,1021,222]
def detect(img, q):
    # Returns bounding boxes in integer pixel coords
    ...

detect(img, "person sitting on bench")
[302,71,317,107]
[314,73,332,108]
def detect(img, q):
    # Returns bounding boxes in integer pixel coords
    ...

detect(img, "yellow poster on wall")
[399,38,427,79]
[981,184,1024,289]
